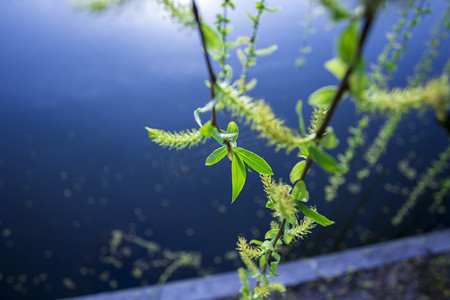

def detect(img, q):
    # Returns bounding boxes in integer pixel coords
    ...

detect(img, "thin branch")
[220,0,230,76]
[192,0,220,131]
[239,0,266,93]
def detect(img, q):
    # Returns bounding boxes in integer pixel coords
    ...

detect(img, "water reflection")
[0,0,449,299]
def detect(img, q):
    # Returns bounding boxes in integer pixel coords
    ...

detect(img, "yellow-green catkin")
[308,106,329,134]
[287,213,316,239]
[218,84,314,153]
[145,127,206,150]
[236,237,264,259]
[361,74,450,114]
[261,175,298,221]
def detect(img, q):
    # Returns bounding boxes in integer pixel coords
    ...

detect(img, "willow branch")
[192,0,220,131]
[259,7,376,282]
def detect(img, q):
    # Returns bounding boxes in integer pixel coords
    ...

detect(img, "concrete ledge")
[67,229,450,300]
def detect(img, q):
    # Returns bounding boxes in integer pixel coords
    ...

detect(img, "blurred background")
[0,0,449,299]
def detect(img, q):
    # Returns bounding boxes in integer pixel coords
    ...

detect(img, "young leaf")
[226,121,239,143]
[231,153,246,203]
[245,78,257,91]
[261,240,274,251]
[233,147,273,175]
[292,180,309,202]
[265,229,278,240]
[246,10,258,23]
[296,100,307,136]
[200,22,224,54]
[320,127,339,149]
[199,121,213,137]
[237,48,247,66]
[338,21,359,65]
[255,45,278,56]
[308,86,337,106]
[283,232,294,245]
[243,160,252,173]
[290,160,306,184]
[250,239,263,246]
[325,57,347,79]
[259,254,267,270]
[297,203,334,226]
[210,128,229,145]
[307,143,346,173]
[349,58,368,100]
[205,146,227,166]
[268,252,281,276]
[266,6,281,12]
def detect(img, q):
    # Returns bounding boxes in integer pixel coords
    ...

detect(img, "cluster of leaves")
[204,121,273,203]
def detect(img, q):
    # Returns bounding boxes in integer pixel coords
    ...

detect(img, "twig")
[192,0,220,131]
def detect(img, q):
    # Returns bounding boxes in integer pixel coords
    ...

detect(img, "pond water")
[0,0,449,299]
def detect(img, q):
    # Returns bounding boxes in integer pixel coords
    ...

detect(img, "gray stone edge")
[66,229,450,300]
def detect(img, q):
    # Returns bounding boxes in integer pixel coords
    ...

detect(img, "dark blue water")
[0,0,449,299]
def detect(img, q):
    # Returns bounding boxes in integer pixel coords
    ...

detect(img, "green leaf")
[237,48,247,66]
[338,21,359,65]
[296,100,307,136]
[246,10,257,23]
[308,143,346,173]
[325,57,347,79]
[231,153,246,203]
[297,203,334,226]
[233,147,273,175]
[236,36,251,44]
[259,253,266,269]
[320,127,339,149]
[261,240,274,251]
[268,252,280,276]
[308,85,337,106]
[226,121,239,143]
[210,128,229,145]
[200,22,224,54]
[255,45,278,56]
[249,239,263,246]
[266,6,281,12]
[349,58,368,100]
[205,147,227,166]
[199,121,213,137]
[255,1,264,10]
[292,180,309,202]
[245,78,257,91]
[290,160,306,184]
[265,229,278,240]
[283,232,294,245]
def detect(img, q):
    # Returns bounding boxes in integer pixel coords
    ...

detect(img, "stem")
[220,0,229,76]
[258,7,376,284]
[192,0,221,131]
[240,0,266,93]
